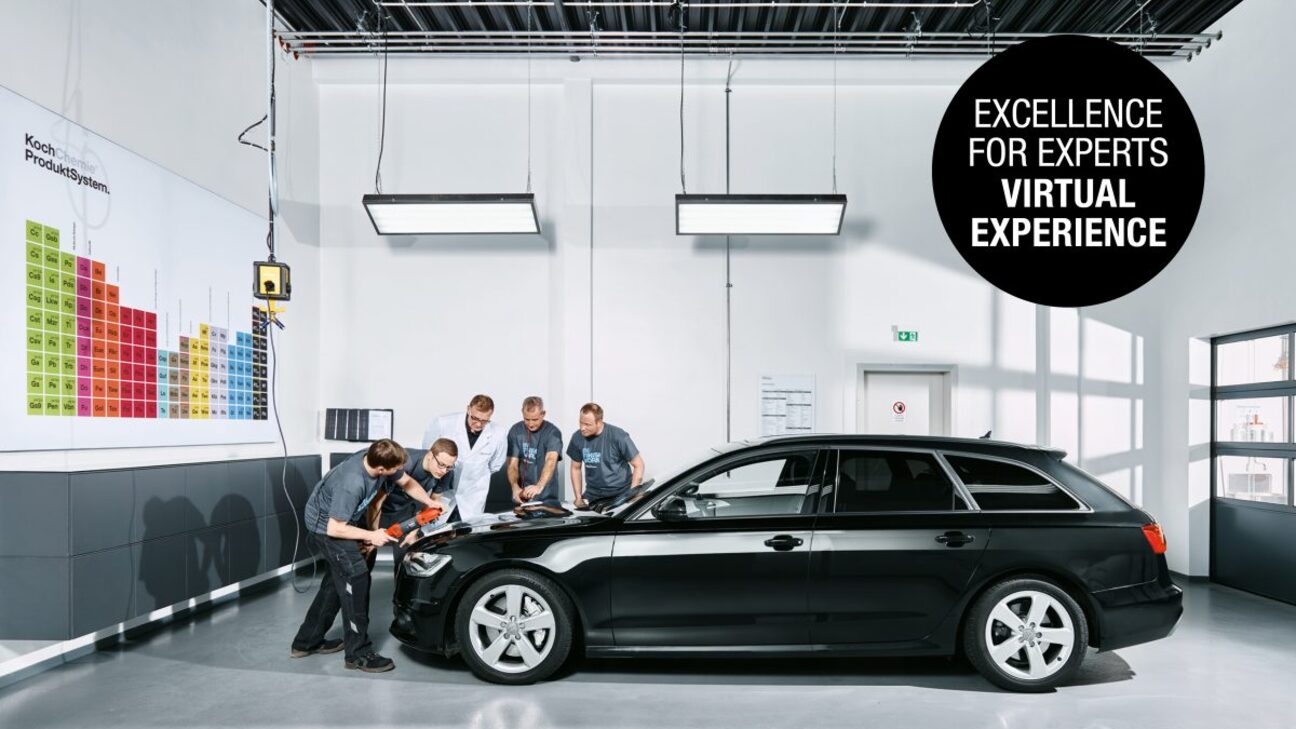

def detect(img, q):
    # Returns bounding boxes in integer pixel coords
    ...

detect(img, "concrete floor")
[0,570,1292,729]
[0,640,58,663]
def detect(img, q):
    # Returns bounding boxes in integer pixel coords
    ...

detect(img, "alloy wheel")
[466,584,558,674]
[983,589,1076,681]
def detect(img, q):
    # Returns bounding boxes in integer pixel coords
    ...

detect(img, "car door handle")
[764,535,804,551]
[938,526,974,544]
[935,531,975,548]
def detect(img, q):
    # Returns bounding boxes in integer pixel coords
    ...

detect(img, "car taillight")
[1142,523,1167,554]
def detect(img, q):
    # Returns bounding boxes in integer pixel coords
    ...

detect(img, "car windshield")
[591,444,737,517]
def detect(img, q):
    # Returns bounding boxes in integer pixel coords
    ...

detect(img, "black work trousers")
[291,532,374,662]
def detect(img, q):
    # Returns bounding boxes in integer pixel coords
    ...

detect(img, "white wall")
[1092,0,1296,575]
[0,0,323,467]
[312,55,1158,516]
[7,0,1283,580]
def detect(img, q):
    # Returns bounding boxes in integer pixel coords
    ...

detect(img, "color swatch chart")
[24,219,268,420]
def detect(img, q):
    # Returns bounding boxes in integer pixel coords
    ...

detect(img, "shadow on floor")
[397,642,1134,692]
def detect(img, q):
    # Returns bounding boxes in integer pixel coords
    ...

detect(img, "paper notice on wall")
[760,375,815,436]
[367,409,393,440]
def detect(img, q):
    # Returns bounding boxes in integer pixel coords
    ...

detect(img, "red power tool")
[385,505,445,539]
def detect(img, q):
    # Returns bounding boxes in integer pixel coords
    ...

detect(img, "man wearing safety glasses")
[421,394,508,522]
[373,437,459,574]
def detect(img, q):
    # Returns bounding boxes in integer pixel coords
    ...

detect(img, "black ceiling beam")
[271,0,1236,56]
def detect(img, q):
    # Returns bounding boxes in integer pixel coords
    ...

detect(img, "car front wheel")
[963,577,1089,692]
[454,569,575,684]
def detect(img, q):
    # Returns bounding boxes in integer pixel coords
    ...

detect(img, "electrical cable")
[677,0,687,194]
[832,0,842,194]
[589,61,595,400]
[270,324,314,593]
[526,0,534,193]
[724,53,734,443]
[238,116,269,153]
[267,2,279,261]
[986,0,995,57]
[375,10,390,194]
[262,0,311,592]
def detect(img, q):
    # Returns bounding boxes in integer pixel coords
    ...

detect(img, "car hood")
[410,510,608,548]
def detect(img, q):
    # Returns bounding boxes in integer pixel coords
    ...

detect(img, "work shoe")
[290,638,344,658]
[345,652,395,673]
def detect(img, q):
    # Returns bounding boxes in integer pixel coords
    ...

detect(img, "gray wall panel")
[228,459,269,519]
[2,456,321,641]
[71,547,134,636]
[133,535,189,614]
[187,463,230,530]
[0,472,69,557]
[226,519,263,585]
[1213,500,1296,605]
[0,557,69,640]
[133,466,190,543]
[264,513,310,570]
[70,471,134,555]
[186,527,225,599]
[269,456,316,516]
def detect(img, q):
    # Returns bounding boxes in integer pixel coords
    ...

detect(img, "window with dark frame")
[679,451,818,519]
[834,450,967,513]
[1212,328,1296,508]
[944,455,1080,511]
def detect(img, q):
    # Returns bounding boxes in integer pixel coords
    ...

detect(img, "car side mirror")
[653,496,688,522]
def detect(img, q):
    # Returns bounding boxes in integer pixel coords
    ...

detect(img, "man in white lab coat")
[421,394,507,521]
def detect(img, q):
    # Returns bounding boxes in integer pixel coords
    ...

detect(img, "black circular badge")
[932,35,1204,307]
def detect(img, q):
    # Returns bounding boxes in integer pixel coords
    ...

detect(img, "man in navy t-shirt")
[507,396,563,507]
[566,402,644,508]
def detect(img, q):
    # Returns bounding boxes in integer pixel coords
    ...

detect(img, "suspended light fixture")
[363,193,539,235]
[676,194,847,235]
[361,3,541,235]
[673,0,848,236]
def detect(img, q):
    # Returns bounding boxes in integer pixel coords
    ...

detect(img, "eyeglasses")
[433,458,456,471]
[468,413,491,426]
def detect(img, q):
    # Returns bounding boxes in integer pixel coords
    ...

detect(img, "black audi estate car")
[390,435,1182,692]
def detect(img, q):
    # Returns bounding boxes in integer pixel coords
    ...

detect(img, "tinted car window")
[677,451,816,519]
[834,451,965,513]
[945,455,1081,510]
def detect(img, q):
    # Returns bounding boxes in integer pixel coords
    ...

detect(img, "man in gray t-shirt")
[302,451,404,536]
[507,396,563,507]
[566,402,644,507]
[293,439,441,673]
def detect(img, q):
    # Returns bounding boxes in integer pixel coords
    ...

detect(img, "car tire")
[455,568,575,685]
[963,576,1089,692]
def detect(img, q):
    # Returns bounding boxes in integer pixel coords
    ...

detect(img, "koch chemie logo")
[23,133,111,194]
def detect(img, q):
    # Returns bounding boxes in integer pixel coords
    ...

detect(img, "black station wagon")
[390,435,1182,692]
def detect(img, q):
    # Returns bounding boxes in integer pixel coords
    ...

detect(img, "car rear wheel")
[455,569,575,685]
[963,577,1089,692]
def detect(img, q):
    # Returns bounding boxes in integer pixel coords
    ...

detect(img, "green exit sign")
[896,330,919,342]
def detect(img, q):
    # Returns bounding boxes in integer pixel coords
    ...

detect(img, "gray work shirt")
[507,421,563,505]
[303,451,406,534]
[566,423,639,499]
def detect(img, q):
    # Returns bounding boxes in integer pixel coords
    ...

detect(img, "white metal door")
[858,371,950,436]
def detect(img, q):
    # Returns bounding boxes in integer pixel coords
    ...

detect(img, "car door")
[808,448,990,646]
[609,448,827,647]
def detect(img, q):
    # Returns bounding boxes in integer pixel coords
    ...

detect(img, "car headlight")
[403,552,451,578]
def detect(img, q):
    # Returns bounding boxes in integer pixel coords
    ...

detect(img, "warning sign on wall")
[892,401,906,422]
